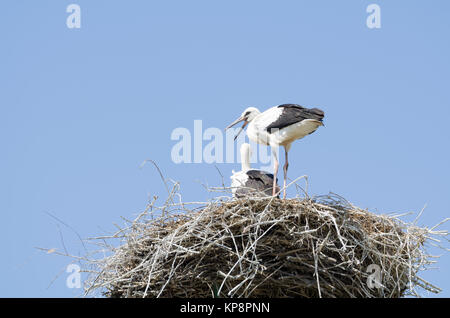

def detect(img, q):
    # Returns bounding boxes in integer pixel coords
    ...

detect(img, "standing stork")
[230,143,279,198]
[225,104,324,199]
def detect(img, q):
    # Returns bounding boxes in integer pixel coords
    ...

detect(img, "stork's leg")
[283,147,289,199]
[272,148,279,197]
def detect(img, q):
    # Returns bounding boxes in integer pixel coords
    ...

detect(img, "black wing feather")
[247,169,276,184]
[241,170,277,197]
[265,104,324,133]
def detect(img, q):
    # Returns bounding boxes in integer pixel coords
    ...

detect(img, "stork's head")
[225,107,260,140]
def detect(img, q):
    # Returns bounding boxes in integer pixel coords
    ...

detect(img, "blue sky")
[0,1,449,297]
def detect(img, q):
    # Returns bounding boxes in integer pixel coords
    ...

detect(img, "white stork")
[230,143,279,198]
[226,104,325,199]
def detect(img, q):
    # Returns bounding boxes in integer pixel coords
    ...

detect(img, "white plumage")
[226,104,325,199]
[230,143,278,198]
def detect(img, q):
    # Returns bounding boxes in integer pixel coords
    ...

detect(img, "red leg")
[283,147,289,199]
[272,148,279,197]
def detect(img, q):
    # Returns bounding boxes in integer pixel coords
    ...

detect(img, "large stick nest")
[82,186,448,298]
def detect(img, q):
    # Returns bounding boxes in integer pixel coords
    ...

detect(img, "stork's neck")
[242,160,251,172]
[240,144,252,171]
